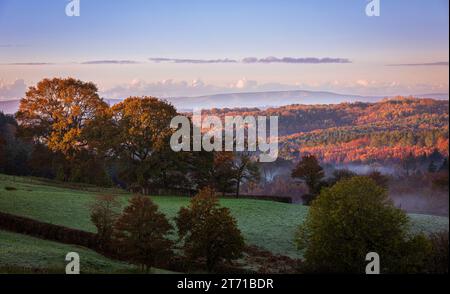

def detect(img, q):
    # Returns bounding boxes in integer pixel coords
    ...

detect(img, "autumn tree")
[114,195,173,272]
[106,97,181,193]
[327,168,357,187]
[14,78,109,182]
[188,150,216,190]
[175,187,245,271]
[291,154,325,204]
[211,152,236,195]
[231,152,260,198]
[296,177,431,273]
[183,149,235,195]
[16,78,108,157]
[90,194,121,249]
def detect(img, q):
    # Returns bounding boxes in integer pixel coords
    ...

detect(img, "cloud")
[3,56,351,66]
[242,56,352,64]
[3,60,140,65]
[0,79,27,100]
[356,79,370,87]
[149,58,237,64]
[230,78,258,90]
[386,61,449,66]
[100,79,223,98]
[100,77,449,99]
[0,44,28,48]
[81,60,140,65]
[150,56,351,64]
[5,62,53,65]
[296,79,449,96]
[101,78,293,98]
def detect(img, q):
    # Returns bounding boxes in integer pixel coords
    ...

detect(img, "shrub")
[90,194,120,249]
[114,195,173,272]
[175,187,245,271]
[296,176,430,273]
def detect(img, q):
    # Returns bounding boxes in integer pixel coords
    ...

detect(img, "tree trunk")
[235,179,241,198]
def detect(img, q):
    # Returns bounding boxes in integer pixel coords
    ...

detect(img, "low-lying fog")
[251,162,449,217]
[391,193,448,217]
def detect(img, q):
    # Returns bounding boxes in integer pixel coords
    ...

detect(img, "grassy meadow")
[0,230,142,274]
[0,173,448,274]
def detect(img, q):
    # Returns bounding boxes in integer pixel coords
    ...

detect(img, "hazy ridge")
[1,90,448,114]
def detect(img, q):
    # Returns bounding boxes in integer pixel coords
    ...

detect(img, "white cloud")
[231,78,258,90]
[1,77,446,102]
[100,79,223,98]
[100,78,300,99]
[356,79,369,87]
[149,56,351,64]
[101,78,449,99]
[0,79,27,100]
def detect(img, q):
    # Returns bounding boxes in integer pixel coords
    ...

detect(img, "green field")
[0,230,177,273]
[0,230,140,273]
[0,174,448,261]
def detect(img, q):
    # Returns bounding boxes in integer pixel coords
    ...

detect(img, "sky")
[0,0,448,100]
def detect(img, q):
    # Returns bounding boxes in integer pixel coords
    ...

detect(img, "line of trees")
[291,153,448,205]
[90,187,244,272]
[1,77,260,196]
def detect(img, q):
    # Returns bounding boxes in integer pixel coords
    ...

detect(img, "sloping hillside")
[0,174,448,259]
[204,97,449,163]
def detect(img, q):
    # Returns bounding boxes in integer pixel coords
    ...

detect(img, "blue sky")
[0,0,448,99]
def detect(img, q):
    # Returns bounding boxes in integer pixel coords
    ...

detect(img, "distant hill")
[204,97,449,163]
[1,90,448,114]
[416,93,450,100]
[168,90,384,110]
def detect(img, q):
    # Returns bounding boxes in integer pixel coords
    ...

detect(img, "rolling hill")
[204,97,449,163]
[0,174,448,261]
[1,90,448,114]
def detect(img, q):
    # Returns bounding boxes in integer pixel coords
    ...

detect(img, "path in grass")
[0,174,448,259]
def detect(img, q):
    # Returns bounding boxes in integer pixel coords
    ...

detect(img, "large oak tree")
[107,97,182,193]
[16,78,108,157]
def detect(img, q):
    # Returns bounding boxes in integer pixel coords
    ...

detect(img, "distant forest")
[204,97,449,163]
